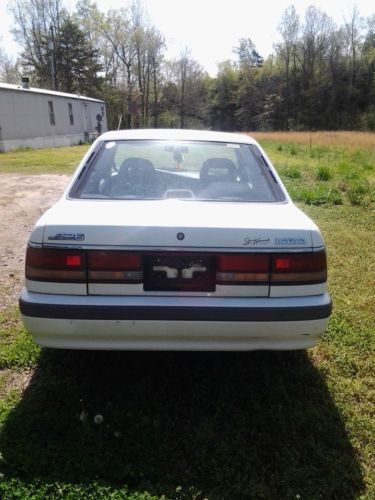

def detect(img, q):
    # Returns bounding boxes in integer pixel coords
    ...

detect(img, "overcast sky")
[1,0,374,76]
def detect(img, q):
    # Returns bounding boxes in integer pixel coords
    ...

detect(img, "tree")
[54,17,102,94]
[0,49,22,83]
[171,49,210,128]
[343,6,364,91]
[234,38,263,69]
[276,6,300,127]
[9,0,66,88]
[210,60,239,130]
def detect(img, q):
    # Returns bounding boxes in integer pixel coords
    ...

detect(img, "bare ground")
[0,173,69,310]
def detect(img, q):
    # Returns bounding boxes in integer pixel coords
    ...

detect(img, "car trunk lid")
[41,199,315,250]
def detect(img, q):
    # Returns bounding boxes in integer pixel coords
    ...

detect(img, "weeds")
[346,180,371,206]
[316,166,333,181]
[284,166,302,179]
[290,185,342,205]
[259,134,374,208]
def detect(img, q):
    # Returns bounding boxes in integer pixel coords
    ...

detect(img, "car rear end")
[19,130,332,350]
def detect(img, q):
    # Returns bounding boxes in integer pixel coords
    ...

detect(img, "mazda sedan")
[19,129,332,350]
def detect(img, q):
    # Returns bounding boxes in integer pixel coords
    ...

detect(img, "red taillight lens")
[88,251,142,282]
[215,251,327,286]
[66,255,82,266]
[26,247,86,282]
[271,251,327,284]
[216,254,270,284]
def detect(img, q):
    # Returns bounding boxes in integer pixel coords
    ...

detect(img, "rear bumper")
[19,289,332,351]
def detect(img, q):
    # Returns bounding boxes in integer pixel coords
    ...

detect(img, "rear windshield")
[70,140,286,202]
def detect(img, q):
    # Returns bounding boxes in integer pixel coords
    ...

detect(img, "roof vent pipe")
[21,77,30,89]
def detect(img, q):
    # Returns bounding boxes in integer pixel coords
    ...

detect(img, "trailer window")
[48,101,55,126]
[68,103,74,125]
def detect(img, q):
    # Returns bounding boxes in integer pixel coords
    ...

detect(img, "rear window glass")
[71,140,285,202]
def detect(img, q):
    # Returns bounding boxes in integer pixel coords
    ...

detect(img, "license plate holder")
[143,254,215,291]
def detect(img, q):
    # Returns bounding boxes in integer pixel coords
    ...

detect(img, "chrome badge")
[48,233,85,241]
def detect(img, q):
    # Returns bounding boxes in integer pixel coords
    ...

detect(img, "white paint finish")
[41,199,319,249]
[97,128,257,144]
[23,316,328,351]
[25,279,87,296]
[44,198,313,231]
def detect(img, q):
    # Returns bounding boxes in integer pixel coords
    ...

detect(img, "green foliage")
[234,38,263,68]
[290,185,342,205]
[54,17,103,95]
[284,166,301,178]
[210,61,239,131]
[0,310,40,369]
[316,166,333,181]
[0,479,160,499]
[347,180,371,206]
[262,139,374,207]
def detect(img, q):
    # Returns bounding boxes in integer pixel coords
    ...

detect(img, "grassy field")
[0,145,89,174]
[0,133,374,499]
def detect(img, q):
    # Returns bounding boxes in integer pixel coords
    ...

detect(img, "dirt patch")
[0,173,70,310]
[0,368,34,399]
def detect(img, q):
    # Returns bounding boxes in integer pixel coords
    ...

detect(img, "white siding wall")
[0,88,107,152]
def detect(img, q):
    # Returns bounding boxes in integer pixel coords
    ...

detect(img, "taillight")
[216,251,327,286]
[271,251,327,284]
[25,248,327,288]
[26,247,86,282]
[88,251,143,282]
[216,254,270,284]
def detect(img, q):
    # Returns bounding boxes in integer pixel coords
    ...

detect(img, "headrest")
[200,158,238,184]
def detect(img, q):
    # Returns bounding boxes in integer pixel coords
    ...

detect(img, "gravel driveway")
[0,174,69,310]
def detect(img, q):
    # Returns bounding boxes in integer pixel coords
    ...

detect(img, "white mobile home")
[0,80,107,152]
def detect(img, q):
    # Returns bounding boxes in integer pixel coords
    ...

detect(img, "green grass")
[0,309,41,370]
[0,139,374,499]
[260,139,375,207]
[0,145,89,174]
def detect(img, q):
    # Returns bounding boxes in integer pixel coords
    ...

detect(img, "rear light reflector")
[26,247,86,282]
[88,251,143,282]
[271,251,327,284]
[216,254,270,284]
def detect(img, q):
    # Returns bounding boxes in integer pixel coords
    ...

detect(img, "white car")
[19,129,332,350]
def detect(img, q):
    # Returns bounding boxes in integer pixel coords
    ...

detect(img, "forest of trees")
[1,0,375,131]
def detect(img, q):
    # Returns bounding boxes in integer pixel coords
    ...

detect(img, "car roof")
[98,129,257,144]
